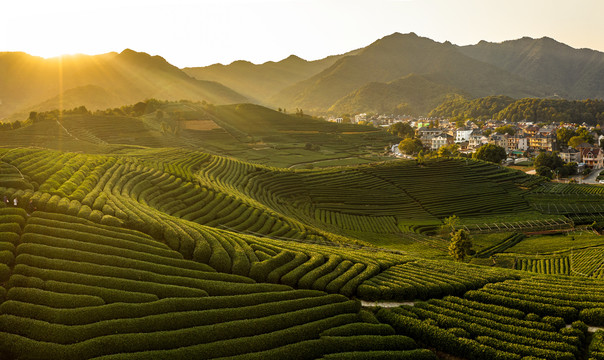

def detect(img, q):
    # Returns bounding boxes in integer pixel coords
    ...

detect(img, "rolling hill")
[0,50,247,120]
[0,101,398,168]
[328,74,466,116]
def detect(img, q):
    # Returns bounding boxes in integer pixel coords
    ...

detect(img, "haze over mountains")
[2,32,604,120]
[187,32,604,115]
[0,50,247,120]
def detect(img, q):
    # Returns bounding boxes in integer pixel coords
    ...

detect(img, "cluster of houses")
[384,117,604,168]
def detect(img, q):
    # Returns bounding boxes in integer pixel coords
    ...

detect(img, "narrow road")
[582,167,603,184]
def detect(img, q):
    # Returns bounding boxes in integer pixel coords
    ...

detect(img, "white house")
[455,128,473,143]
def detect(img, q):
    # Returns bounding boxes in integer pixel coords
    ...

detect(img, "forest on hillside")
[429,96,604,124]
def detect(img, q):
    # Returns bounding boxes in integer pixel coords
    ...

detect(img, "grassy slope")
[328,74,466,116]
[2,102,399,168]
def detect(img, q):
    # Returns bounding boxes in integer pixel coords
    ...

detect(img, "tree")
[568,136,587,149]
[416,150,425,165]
[437,144,459,158]
[558,162,577,177]
[533,152,564,170]
[448,229,472,261]
[556,127,577,145]
[494,125,516,136]
[388,122,415,139]
[28,111,38,122]
[440,215,459,239]
[576,127,594,144]
[535,166,553,179]
[473,143,506,163]
[398,138,424,155]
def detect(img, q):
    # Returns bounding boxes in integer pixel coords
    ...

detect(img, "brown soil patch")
[180,120,221,131]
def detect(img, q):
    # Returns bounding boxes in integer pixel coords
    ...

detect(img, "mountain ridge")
[269,32,549,113]
[4,32,604,120]
[0,50,248,120]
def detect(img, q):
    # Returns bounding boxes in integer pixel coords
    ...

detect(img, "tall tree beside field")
[449,229,472,261]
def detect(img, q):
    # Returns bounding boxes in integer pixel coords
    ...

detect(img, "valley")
[1,31,603,360]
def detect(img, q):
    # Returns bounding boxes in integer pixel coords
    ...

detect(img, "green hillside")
[328,74,465,116]
[0,101,398,168]
[429,95,604,123]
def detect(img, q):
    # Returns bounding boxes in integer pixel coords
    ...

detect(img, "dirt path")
[360,300,415,308]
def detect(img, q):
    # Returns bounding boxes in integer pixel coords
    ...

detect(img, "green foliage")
[398,138,424,155]
[431,97,604,125]
[534,152,564,170]
[429,95,515,120]
[588,330,604,360]
[389,122,415,139]
[494,125,516,136]
[437,144,459,158]
[474,144,507,164]
[448,229,472,261]
[579,308,604,326]
[1,141,603,359]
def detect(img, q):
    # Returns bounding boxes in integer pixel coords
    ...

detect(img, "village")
[329,113,604,178]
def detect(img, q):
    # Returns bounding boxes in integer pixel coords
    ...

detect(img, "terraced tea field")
[1,108,603,358]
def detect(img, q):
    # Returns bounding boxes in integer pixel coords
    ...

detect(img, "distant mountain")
[328,74,465,116]
[5,33,604,121]
[269,33,548,114]
[183,52,358,103]
[459,37,604,100]
[0,50,247,120]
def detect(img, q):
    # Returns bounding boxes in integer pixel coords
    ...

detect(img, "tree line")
[429,96,604,125]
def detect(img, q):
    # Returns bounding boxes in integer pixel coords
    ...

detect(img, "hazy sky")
[2,0,603,68]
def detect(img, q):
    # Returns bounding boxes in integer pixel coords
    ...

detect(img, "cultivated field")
[0,102,603,359]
